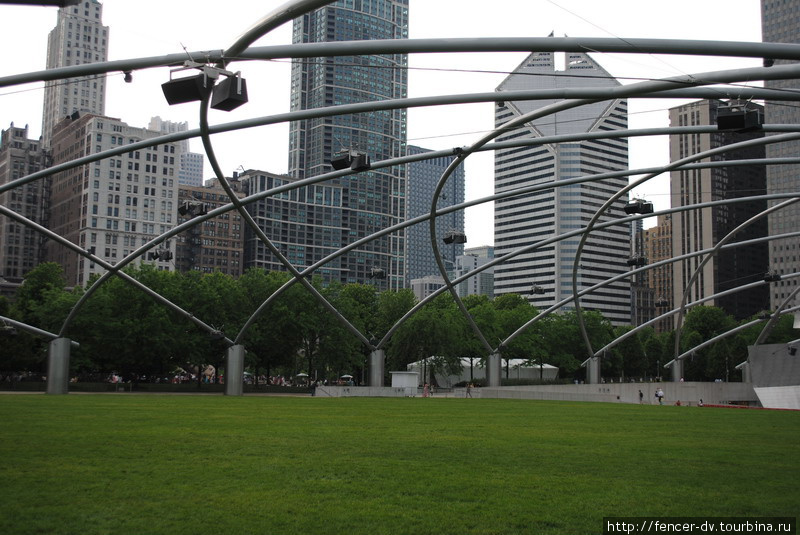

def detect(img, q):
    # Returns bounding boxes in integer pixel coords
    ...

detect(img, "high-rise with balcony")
[240,169,346,280]
[41,0,108,149]
[762,0,800,309]
[288,0,409,289]
[493,50,631,325]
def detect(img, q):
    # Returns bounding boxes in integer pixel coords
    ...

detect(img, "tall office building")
[406,145,465,285]
[493,50,632,325]
[148,117,205,187]
[41,0,108,148]
[175,179,244,277]
[762,0,800,309]
[288,1,409,290]
[643,214,674,332]
[46,113,179,286]
[631,219,655,328]
[454,246,495,299]
[0,124,50,280]
[669,100,768,320]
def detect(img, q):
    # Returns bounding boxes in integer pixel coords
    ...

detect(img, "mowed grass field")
[0,394,797,535]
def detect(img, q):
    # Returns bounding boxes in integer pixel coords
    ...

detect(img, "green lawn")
[0,395,797,535]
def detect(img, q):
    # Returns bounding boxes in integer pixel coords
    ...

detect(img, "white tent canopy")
[407,357,558,388]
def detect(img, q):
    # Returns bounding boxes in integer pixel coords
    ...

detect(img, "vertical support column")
[586,356,601,385]
[740,362,751,383]
[225,344,245,396]
[46,337,71,395]
[486,352,501,387]
[368,349,385,387]
[671,359,684,382]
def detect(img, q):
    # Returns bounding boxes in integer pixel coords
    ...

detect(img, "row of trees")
[1,263,797,384]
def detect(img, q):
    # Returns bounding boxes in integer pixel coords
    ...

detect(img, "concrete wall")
[747,343,800,387]
[316,382,758,405]
[479,382,757,406]
[753,385,800,410]
[316,385,416,398]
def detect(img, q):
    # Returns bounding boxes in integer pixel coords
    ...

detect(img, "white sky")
[0,0,763,246]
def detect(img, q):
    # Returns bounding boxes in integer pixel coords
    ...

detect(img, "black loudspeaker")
[717,105,762,132]
[350,153,370,171]
[330,153,352,170]
[211,75,248,111]
[161,74,212,105]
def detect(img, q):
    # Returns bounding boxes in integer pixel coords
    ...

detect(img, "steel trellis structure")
[1,0,798,393]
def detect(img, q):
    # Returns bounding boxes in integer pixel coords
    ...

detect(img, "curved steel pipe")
[669,303,800,366]
[0,206,234,345]
[6,37,800,88]
[381,194,800,350]
[754,286,800,346]
[672,198,800,362]
[571,132,800,362]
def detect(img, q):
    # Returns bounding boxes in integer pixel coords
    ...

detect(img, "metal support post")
[225,344,245,396]
[486,352,502,387]
[368,349,385,387]
[671,359,684,383]
[586,356,601,385]
[46,337,71,395]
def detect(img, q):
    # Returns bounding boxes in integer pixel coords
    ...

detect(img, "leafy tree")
[12,262,67,321]
[374,289,416,356]
[3,263,71,374]
[388,293,464,383]
[318,282,379,380]
[238,269,302,380]
[679,306,737,381]
[167,269,246,386]
[607,325,648,380]
[643,331,665,379]
[738,312,798,346]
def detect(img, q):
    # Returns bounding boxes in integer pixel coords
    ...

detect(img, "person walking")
[466,383,473,398]
[638,389,644,404]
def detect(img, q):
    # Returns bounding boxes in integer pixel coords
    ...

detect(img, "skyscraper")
[175,180,244,277]
[454,246,495,299]
[406,145,465,286]
[761,0,800,309]
[288,1,409,289]
[0,124,50,280]
[669,100,768,321]
[46,113,179,286]
[241,169,346,280]
[148,117,205,187]
[643,214,674,332]
[493,50,631,325]
[41,0,108,148]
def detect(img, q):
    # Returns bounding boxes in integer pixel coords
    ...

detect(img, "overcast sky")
[0,0,763,246]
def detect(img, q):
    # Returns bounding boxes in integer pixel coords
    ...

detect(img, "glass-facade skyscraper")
[288,0,409,289]
[406,145,465,286]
